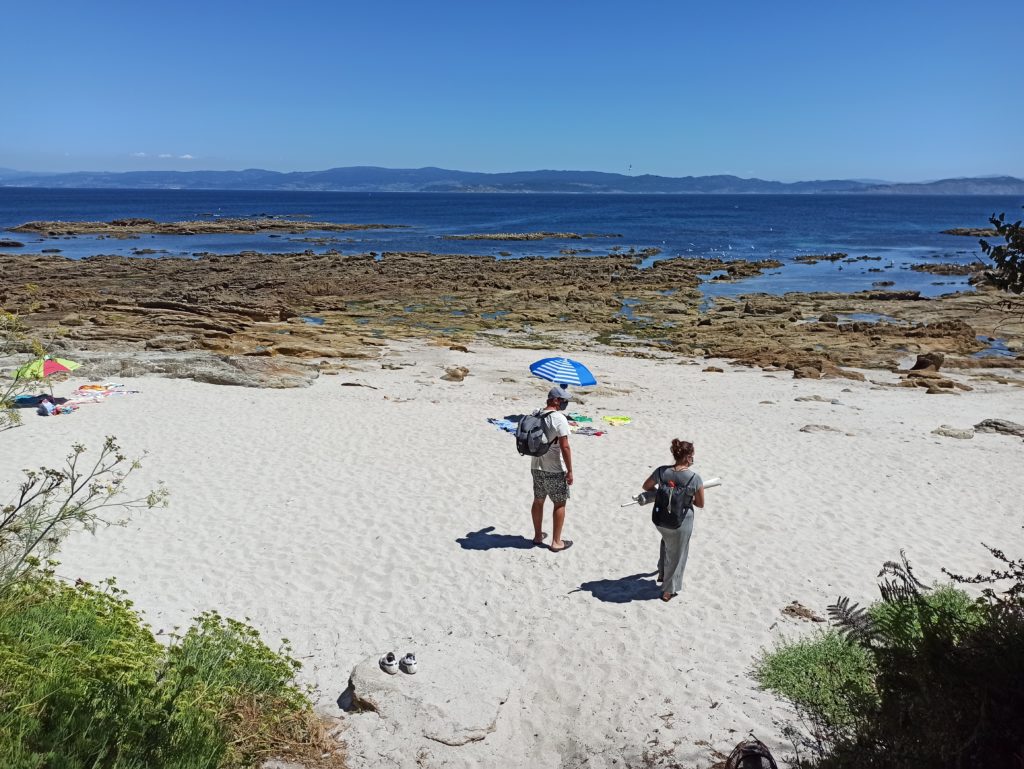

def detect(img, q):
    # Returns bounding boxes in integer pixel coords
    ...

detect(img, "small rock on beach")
[441,365,470,382]
[973,419,1024,438]
[799,424,844,434]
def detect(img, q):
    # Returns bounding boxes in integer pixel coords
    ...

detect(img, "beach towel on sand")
[490,417,603,438]
[64,383,141,410]
[487,418,518,434]
[601,415,632,426]
[70,383,140,400]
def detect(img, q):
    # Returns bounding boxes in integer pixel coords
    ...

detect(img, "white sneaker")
[379,652,399,675]
[399,653,417,674]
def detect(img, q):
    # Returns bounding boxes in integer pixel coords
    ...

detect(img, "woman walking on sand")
[641,439,704,602]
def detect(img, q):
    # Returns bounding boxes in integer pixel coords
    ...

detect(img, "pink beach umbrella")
[12,355,81,381]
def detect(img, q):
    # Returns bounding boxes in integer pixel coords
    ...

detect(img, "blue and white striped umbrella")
[529,357,597,387]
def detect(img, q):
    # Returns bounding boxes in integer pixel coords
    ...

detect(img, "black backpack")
[724,738,779,769]
[515,411,555,457]
[651,467,698,529]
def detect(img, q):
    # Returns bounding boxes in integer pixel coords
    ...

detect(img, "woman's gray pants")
[656,514,694,595]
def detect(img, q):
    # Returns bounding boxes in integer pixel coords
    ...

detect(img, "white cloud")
[126,151,194,161]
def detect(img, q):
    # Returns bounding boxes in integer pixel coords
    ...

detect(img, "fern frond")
[828,596,878,643]
[877,550,927,602]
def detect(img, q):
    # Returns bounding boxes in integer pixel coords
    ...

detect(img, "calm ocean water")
[1,188,1021,297]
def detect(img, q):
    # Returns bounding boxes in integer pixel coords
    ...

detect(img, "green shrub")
[757,552,1024,769]
[753,630,876,749]
[867,583,986,649]
[0,571,344,769]
[159,611,319,768]
[0,573,165,769]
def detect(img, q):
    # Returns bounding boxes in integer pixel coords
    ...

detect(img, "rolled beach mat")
[620,476,723,507]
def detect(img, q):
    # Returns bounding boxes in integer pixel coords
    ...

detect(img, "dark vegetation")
[980,206,1024,294]
[754,549,1024,768]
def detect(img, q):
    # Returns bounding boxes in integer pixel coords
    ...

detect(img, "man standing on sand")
[530,386,574,552]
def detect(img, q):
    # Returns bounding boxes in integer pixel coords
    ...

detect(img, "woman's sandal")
[661,592,677,602]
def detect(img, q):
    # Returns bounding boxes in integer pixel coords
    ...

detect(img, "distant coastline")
[1,166,1023,195]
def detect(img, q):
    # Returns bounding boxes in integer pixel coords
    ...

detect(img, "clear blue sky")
[1,0,1021,181]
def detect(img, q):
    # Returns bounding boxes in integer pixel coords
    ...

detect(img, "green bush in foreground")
[866,583,986,648]
[754,630,876,741]
[755,554,1024,768]
[0,570,344,769]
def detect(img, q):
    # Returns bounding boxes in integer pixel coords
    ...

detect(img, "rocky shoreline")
[1,248,1021,388]
[940,227,1000,237]
[443,231,622,241]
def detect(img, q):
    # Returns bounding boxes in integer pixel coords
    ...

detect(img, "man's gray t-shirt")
[530,409,571,473]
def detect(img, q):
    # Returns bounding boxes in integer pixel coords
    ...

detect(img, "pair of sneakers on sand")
[379,652,417,675]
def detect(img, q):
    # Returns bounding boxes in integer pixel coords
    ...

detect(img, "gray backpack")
[515,411,554,457]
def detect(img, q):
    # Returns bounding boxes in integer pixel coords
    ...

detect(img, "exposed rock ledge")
[443,231,621,241]
[941,227,999,237]
[2,249,1021,384]
[40,351,322,388]
[343,642,516,763]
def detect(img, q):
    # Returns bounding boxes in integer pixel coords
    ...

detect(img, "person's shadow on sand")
[575,572,662,603]
[456,526,539,551]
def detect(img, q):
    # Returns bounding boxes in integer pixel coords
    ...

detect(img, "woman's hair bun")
[670,439,694,463]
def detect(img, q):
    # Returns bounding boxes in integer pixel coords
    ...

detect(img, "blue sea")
[1,188,1020,298]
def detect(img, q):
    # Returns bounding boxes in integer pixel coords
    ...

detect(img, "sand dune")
[2,341,1021,768]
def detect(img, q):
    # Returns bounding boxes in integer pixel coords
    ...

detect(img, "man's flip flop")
[533,532,549,547]
[549,540,574,553]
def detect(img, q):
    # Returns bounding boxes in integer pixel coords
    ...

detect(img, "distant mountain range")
[1,166,1022,195]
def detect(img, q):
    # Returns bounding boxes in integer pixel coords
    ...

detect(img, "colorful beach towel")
[66,383,141,408]
[70,383,139,398]
[601,415,632,426]
[487,418,518,434]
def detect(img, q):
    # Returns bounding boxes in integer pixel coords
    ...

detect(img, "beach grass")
[0,571,345,769]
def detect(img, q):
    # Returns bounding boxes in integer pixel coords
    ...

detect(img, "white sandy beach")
[2,341,1022,768]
